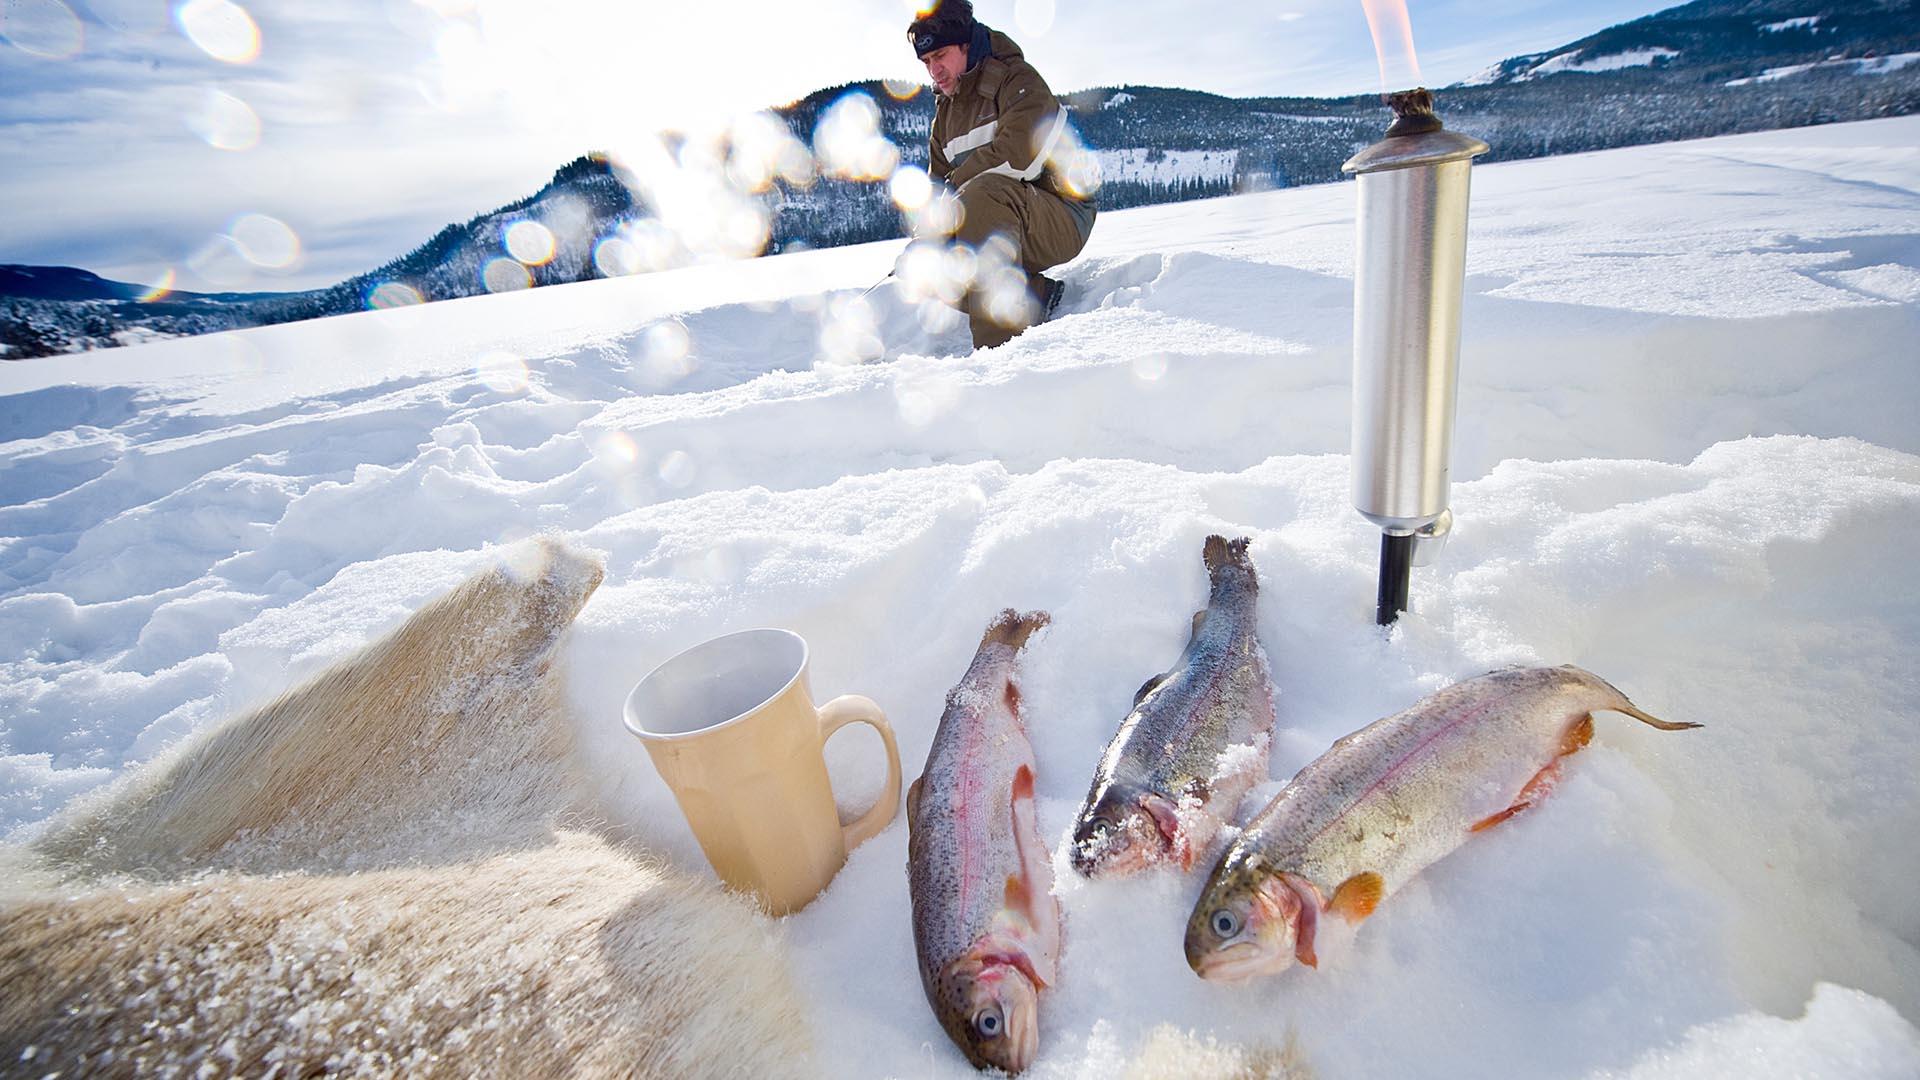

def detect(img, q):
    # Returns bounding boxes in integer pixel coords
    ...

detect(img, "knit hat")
[908,0,975,59]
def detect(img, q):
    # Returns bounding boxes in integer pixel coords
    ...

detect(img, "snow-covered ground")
[4,116,1920,1077]
[1097,147,1240,187]
[1725,51,1920,86]
[1521,46,1680,79]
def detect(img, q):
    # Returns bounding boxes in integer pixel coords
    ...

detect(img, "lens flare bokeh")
[1131,354,1170,382]
[593,235,640,277]
[504,220,556,266]
[889,165,933,212]
[188,88,260,150]
[137,268,177,302]
[367,281,425,309]
[186,233,253,288]
[483,257,533,292]
[817,293,885,366]
[1,0,84,58]
[175,0,260,64]
[474,350,530,393]
[813,92,900,182]
[1014,0,1056,37]
[230,212,299,268]
[657,449,696,488]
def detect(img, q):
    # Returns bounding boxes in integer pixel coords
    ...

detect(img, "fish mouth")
[1189,939,1290,983]
[956,964,1040,1073]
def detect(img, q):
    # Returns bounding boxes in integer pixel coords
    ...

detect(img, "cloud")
[0,0,1678,291]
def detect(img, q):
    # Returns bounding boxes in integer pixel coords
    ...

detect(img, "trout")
[907,609,1061,1074]
[1185,665,1699,981]
[1070,535,1276,876]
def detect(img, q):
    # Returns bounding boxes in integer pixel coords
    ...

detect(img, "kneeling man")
[909,0,1096,349]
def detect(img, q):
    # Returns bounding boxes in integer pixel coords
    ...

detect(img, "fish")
[1069,535,1276,877]
[907,609,1061,1074]
[1184,664,1700,982]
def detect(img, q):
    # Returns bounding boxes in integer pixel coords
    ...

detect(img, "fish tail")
[980,608,1051,652]
[1563,665,1702,731]
[1613,702,1702,731]
[1202,535,1257,583]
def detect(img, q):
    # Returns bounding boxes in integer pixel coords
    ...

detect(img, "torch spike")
[1377,532,1415,626]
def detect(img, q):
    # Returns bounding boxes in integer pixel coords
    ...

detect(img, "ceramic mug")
[623,628,902,914]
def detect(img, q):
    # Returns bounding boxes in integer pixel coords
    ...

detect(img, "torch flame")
[1359,0,1422,93]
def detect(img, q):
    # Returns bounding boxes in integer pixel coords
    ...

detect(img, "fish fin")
[1134,671,1169,705]
[1190,609,1208,642]
[1011,764,1035,824]
[1327,872,1384,924]
[1562,713,1595,755]
[1007,765,1061,983]
[1008,765,1042,916]
[906,776,923,822]
[1005,873,1031,918]
[981,609,1051,651]
[1469,805,1526,833]
[1470,759,1565,833]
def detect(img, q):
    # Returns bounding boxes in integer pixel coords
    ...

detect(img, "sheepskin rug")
[1,538,815,1078]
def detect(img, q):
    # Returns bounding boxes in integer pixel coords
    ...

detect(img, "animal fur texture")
[1,537,816,1078]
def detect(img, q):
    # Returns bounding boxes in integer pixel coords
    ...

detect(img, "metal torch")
[1341,88,1488,626]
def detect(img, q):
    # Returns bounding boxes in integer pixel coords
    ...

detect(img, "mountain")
[0,266,157,303]
[5,0,1917,360]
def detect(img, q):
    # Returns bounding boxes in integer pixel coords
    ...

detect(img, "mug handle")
[816,694,902,851]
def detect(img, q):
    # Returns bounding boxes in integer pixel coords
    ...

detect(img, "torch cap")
[1343,88,1489,175]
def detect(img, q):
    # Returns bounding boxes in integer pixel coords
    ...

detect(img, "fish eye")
[973,1006,1004,1039]
[1211,908,1241,938]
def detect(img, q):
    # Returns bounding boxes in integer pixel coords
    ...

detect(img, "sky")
[0,0,1677,293]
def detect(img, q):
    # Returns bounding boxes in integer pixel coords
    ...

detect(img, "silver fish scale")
[909,641,1035,970]
[1095,565,1273,804]
[1225,666,1628,895]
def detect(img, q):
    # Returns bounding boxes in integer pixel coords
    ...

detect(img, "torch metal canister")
[1342,89,1488,626]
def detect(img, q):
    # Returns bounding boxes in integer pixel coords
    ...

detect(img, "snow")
[5,115,1920,1076]
[1103,92,1136,109]
[1726,51,1920,86]
[1520,47,1680,80]
[1761,16,1823,33]
[1097,148,1239,186]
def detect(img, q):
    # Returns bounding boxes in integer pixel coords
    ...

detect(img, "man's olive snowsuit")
[926,28,1095,348]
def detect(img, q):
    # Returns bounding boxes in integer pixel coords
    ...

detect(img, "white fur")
[2,538,816,1077]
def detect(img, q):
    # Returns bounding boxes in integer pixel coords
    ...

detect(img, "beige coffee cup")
[623,628,902,915]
